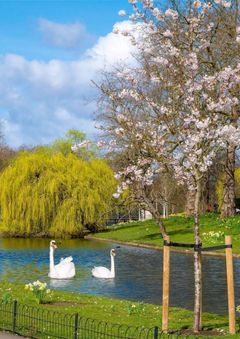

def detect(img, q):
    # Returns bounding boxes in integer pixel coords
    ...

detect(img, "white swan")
[92,249,116,279]
[48,240,76,279]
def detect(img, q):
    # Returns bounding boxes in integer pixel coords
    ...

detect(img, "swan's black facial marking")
[50,240,57,248]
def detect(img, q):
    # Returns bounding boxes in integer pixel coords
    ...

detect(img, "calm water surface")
[0,238,239,315]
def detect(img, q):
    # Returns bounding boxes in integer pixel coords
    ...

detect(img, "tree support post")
[225,235,236,335]
[162,235,170,333]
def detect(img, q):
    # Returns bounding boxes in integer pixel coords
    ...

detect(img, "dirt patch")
[173,329,224,337]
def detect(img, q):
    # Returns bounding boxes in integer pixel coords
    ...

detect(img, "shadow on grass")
[100,224,144,233]
[167,227,193,236]
[141,233,162,241]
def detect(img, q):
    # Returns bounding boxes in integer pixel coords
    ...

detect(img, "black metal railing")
[0,300,198,338]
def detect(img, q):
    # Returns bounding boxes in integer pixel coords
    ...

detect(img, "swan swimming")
[92,249,116,279]
[48,240,76,279]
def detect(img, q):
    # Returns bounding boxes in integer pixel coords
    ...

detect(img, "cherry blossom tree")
[95,0,240,333]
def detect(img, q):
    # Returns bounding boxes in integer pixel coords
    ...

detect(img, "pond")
[0,237,239,315]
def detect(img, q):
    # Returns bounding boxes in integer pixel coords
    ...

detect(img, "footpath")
[0,333,25,338]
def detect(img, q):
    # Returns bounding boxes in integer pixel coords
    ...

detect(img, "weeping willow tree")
[0,151,116,237]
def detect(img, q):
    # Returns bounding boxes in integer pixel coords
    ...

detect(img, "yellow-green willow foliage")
[0,151,116,237]
[216,168,240,209]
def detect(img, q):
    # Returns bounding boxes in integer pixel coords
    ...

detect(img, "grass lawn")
[90,213,240,255]
[0,281,239,338]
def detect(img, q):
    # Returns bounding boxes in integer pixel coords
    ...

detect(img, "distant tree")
[0,123,16,172]
[0,145,16,172]
[0,151,116,237]
[37,129,98,160]
[216,167,240,211]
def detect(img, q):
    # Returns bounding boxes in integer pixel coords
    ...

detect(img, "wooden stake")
[199,252,202,331]
[225,235,236,335]
[162,235,170,333]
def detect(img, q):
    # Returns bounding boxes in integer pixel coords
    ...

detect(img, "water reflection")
[49,279,74,289]
[0,237,238,314]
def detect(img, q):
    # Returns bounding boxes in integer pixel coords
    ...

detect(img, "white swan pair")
[48,240,76,279]
[48,240,117,280]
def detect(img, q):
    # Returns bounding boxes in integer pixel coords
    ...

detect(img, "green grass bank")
[88,213,240,255]
[0,281,239,338]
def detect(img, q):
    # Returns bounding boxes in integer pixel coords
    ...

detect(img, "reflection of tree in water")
[0,238,111,250]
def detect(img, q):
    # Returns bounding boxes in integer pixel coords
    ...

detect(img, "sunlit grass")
[92,213,240,254]
[0,280,238,337]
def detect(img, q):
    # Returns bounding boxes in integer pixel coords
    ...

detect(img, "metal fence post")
[74,313,79,339]
[12,300,17,333]
[153,326,158,339]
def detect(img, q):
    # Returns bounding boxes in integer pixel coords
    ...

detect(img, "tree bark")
[221,106,238,218]
[145,197,167,237]
[221,144,236,218]
[193,180,202,333]
[185,189,195,216]
[137,185,168,238]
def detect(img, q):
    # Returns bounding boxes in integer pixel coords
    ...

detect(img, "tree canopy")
[36,129,98,160]
[0,151,116,237]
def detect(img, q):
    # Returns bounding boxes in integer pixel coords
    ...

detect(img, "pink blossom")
[118,10,126,16]
[193,0,201,8]
[165,9,178,20]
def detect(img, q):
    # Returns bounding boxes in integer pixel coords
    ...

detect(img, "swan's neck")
[50,247,55,271]
[110,255,115,277]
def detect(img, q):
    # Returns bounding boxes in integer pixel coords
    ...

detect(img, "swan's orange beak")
[112,250,116,256]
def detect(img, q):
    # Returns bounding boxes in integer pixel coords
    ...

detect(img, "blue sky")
[0,0,134,147]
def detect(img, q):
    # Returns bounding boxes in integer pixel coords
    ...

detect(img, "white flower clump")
[25,280,51,304]
[142,0,153,8]
[165,8,178,20]
[202,231,225,243]
[25,280,49,292]
[118,10,126,17]
[214,0,231,7]
[71,140,92,152]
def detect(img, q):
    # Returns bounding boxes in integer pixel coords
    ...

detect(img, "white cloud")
[1,119,23,147]
[38,18,92,49]
[0,21,136,148]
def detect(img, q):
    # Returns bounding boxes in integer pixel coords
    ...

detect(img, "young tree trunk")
[137,186,168,238]
[193,180,202,333]
[221,144,236,218]
[146,198,167,237]
[185,189,195,216]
